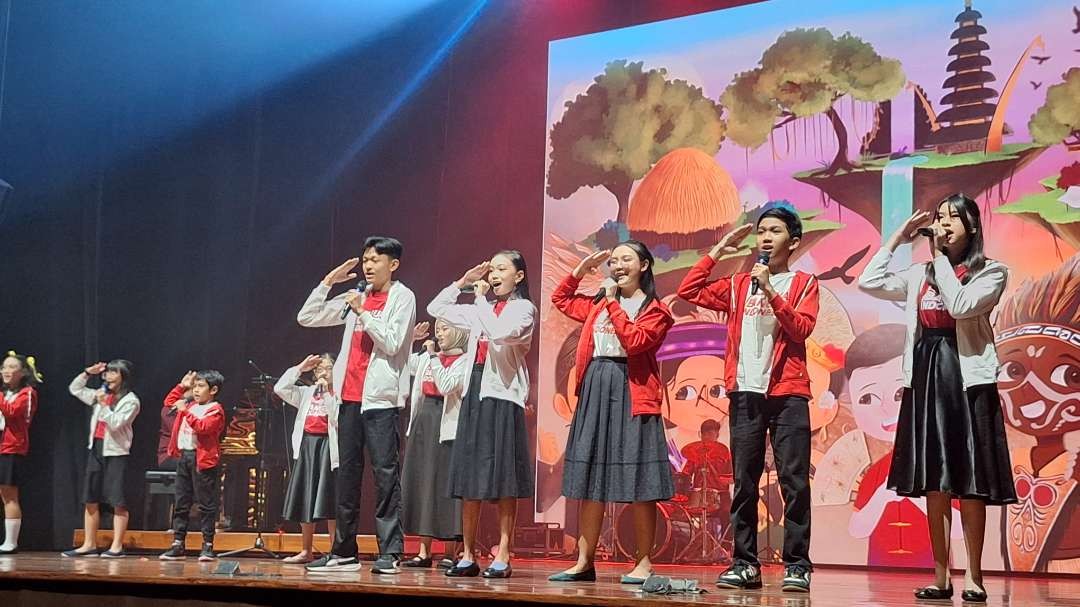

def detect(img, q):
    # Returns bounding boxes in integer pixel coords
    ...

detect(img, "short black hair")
[363,236,403,261]
[757,206,803,240]
[196,369,225,391]
[700,419,721,434]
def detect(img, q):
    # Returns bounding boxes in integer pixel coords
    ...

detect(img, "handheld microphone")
[915,227,934,237]
[459,283,475,294]
[340,279,369,320]
[751,251,770,295]
[593,277,618,303]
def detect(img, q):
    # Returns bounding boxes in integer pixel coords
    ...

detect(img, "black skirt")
[0,454,24,487]
[283,433,336,523]
[562,357,674,503]
[888,329,1017,505]
[402,395,463,539]
[447,365,534,500]
[82,439,128,508]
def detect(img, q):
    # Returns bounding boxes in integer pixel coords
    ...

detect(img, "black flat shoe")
[403,556,433,568]
[548,568,597,582]
[445,561,480,577]
[914,585,954,600]
[962,588,988,603]
[482,564,512,579]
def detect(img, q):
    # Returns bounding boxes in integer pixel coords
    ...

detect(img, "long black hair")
[494,249,531,301]
[106,359,134,398]
[925,193,988,290]
[612,239,659,309]
[3,352,40,390]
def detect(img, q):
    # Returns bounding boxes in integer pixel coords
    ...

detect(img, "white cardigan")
[297,280,416,410]
[274,365,341,470]
[68,373,141,456]
[404,351,470,443]
[427,283,536,408]
[858,247,1009,389]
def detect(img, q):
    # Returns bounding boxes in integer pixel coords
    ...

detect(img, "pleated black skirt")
[283,433,336,523]
[402,395,462,539]
[447,365,534,500]
[888,329,1017,505]
[562,357,674,503]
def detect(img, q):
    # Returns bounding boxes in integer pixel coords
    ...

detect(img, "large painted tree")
[547,60,726,223]
[722,28,904,176]
[1029,67,1080,149]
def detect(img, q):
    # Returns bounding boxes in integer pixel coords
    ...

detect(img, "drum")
[672,472,693,503]
[613,502,692,563]
[687,488,725,512]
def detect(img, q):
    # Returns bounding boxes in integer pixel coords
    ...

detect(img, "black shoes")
[548,568,597,582]
[782,564,811,593]
[371,555,401,575]
[716,562,763,589]
[403,556,433,568]
[962,586,988,603]
[445,560,481,577]
[482,563,513,579]
[914,584,954,600]
[198,542,217,562]
[159,541,186,561]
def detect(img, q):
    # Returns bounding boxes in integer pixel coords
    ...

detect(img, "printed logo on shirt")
[308,392,328,418]
[743,294,776,318]
[353,308,384,332]
[920,287,947,311]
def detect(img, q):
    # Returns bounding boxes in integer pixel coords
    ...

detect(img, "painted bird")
[816,245,871,284]
[1031,81,1043,90]
[1073,6,1080,34]
[1031,55,1051,64]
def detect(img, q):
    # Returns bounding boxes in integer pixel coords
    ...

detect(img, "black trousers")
[728,392,812,568]
[173,450,220,544]
[332,404,404,558]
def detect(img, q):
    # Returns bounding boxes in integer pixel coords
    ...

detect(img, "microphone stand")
[220,360,282,559]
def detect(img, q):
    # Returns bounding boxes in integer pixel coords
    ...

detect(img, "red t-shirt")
[918,265,968,329]
[303,389,330,435]
[680,440,733,489]
[474,300,508,365]
[341,291,389,402]
[421,353,463,397]
[94,393,117,439]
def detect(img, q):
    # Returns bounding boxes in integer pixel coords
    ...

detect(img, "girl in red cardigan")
[548,240,674,584]
[0,351,42,554]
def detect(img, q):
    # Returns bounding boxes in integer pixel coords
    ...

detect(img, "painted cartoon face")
[848,356,905,442]
[664,355,728,430]
[997,334,1080,437]
[807,358,839,432]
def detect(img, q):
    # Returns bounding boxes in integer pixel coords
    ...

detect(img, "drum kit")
[607,461,733,565]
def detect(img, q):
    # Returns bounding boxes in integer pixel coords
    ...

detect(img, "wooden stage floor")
[1,552,1078,606]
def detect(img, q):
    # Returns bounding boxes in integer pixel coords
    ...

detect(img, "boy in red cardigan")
[159,370,226,562]
[678,203,819,592]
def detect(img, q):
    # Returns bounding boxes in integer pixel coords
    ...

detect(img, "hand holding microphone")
[593,276,619,303]
[340,278,369,320]
[750,251,771,295]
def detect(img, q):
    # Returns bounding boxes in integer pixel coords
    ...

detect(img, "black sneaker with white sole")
[371,555,401,575]
[782,564,811,592]
[716,562,763,589]
[159,542,186,561]
[198,543,217,562]
[306,554,362,573]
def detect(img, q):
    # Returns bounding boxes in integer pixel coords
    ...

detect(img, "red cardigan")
[0,387,36,455]
[164,384,225,471]
[551,274,674,416]
[677,256,819,399]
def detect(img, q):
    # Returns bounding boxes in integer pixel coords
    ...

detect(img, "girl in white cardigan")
[275,354,340,564]
[401,319,471,568]
[64,360,141,558]
[428,250,536,579]
[858,194,1015,603]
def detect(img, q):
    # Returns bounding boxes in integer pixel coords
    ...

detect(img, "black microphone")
[459,282,475,294]
[593,277,617,303]
[340,279,369,320]
[915,227,934,237]
[751,251,770,295]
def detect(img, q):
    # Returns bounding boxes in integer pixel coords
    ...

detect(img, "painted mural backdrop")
[538,0,1080,573]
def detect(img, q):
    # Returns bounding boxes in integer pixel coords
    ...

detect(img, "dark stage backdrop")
[0,0,754,549]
